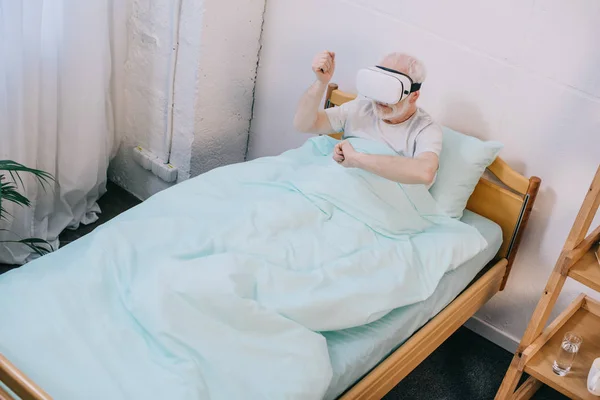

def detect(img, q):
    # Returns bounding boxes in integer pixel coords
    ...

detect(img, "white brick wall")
[109,0,265,199]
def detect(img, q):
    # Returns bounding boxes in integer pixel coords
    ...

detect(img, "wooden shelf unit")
[569,245,600,293]
[524,296,600,400]
[495,165,600,400]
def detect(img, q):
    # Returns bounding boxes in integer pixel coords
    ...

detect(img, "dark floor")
[0,183,568,400]
[58,181,142,246]
[384,327,567,400]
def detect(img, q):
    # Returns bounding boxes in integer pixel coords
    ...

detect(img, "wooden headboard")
[324,83,541,290]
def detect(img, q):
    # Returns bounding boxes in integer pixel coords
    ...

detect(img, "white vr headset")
[356,66,422,105]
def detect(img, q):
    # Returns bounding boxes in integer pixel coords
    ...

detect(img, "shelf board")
[525,305,600,400]
[569,247,600,292]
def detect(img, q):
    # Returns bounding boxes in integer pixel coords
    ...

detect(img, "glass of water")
[552,332,583,376]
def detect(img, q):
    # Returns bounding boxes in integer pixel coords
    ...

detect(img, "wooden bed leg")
[511,376,542,400]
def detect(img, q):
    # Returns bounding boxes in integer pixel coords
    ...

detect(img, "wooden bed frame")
[0,83,541,400]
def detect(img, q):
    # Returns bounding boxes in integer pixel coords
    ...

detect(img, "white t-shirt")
[324,98,443,159]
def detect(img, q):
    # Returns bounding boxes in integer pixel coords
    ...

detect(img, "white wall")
[109,0,265,200]
[248,0,600,347]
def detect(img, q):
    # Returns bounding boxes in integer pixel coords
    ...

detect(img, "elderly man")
[293,51,442,187]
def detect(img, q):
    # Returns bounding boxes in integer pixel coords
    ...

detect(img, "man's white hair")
[380,53,427,83]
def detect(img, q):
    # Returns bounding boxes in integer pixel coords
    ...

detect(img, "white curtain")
[0,0,127,264]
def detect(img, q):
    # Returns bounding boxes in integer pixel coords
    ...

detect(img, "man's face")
[372,98,411,120]
[371,57,413,120]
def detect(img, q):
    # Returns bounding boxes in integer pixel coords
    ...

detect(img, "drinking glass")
[552,332,582,376]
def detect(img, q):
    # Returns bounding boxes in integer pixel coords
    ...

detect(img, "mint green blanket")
[0,137,487,399]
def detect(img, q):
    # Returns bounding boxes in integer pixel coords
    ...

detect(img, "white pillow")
[430,127,504,218]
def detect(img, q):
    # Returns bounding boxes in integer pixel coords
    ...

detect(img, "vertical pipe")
[162,0,183,163]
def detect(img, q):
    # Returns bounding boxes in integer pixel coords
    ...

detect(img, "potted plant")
[0,160,55,257]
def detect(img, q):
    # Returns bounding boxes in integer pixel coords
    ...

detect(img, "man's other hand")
[333,140,345,163]
[333,140,360,168]
[339,141,359,168]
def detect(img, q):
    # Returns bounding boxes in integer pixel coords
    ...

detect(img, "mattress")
[323,210,503,399]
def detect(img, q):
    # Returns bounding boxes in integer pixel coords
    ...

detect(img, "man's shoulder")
[414,108,442,134]
[340,97,377,121]
[346,96,373,111]
[414,107,435,125]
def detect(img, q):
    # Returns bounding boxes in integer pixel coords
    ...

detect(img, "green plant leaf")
[8,170,24,189]
[0,160,55,189]
[0,160,56,258]
[0,238,53,256]
[0,231,54,257]
[0,180,31,208]
[0,160,54,223]
[0,203,13,222]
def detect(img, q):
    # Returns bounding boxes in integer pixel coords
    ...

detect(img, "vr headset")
[356,66,422,105]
